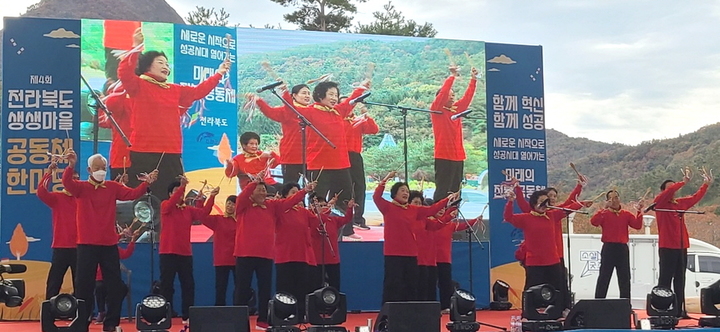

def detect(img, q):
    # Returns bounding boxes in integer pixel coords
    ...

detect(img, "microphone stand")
[80,74,131,154]
[144,186,160,294]
[363,101,441,181]
[267,88,334,180]
[548,205,589,306]
[312,204,336,288]
[653,207,704,315]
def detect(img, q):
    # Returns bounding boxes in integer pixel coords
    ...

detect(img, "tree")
[355,1,437,37]
[185,6,230,26]
[269,0,367,32]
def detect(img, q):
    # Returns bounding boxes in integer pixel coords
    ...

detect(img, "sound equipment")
[189,306,250,332]
[374,301,441,332]
[563,298,632,329]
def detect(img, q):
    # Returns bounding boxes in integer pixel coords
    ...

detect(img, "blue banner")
[485,43,547,306]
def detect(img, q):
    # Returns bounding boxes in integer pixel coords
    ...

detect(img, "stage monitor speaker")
[189,305,250,332]
[374,301,441,332]
[563,298,632,329]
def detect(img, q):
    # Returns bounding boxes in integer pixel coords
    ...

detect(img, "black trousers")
[418,265,438,301]
[595,243,631,299]
[75,245,123,331]
[215,265,235,306]
[127,151,184,201]
[94,280,128,314]
[433,159,464,202]
[348,152,367,227]
[658,248,687,313]
[309,168,354,236]
[46,248,77,299]
[276,262,312,317]
[235,257,273,324]
[383,256,419,303]
[282,164,304,185]
[159,254,195,320]
[437,262,453,309]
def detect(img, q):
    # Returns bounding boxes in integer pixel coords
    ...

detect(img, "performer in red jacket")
[430,66,478,202]
[224,131,280,192]
[62,150,156,331]
[159,176,217,322]
[233,175,315,330]
[374,171,456,303]
[434,208,478,311]
[345,102,379,231]
[590,190,643,299]
[654,172,711,318]
[308,192,355,291]
[202,195,238,306]
[37,162,79,300]
[119,28,230,200]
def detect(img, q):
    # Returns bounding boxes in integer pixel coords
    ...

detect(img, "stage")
[1,309,717,331]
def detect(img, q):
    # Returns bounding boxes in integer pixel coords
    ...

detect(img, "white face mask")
[92,170,107,181]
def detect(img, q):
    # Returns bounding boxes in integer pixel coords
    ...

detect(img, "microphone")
[540,198,550,208]
[644,203,657,213]
[0,264,27,274]
[349,92,371,105]
[256,81,283,93]
[450,109,473,121]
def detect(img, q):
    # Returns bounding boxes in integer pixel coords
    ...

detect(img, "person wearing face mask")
[62,150,157,332]
[430,66,478,203]
[201,195,238,306]
[224,131,280,192]
[38,161,79,300]
[590,190,644,299]
[375,171,456,303]
[118,27,231,200]
[249,83,313,184]
[233,174,316,330]
[159,176,218,324]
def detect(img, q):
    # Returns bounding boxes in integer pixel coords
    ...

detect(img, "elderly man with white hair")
[62,150,157,332]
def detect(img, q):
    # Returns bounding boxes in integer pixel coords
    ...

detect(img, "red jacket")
[503,200,561,266]
[37,172,78,248]
[256,92,303,165]
[274,205,316,265]
[654,181,708,249]
[234,182,307,259]
[98,87,132,169]
[118,51,221,154]
[62,166,148,246]
[309,207,354,265]
[160,185,215,256]
[225,150,280,188]
[430,76,477,161]
[374,183,448,256]
[416,210,457,266]
[591,208,643,243]
[96,242,136,280]
[345,114,379,153]
[434,218,477,264]
[202,214,237,266]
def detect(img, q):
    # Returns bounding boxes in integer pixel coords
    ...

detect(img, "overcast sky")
[3,0,720,145]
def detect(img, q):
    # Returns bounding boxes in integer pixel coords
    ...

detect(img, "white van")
[564,233,720,312]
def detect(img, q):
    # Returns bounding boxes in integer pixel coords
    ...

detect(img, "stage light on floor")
[41,293,87,332]
[306,286,348,332]
[489,280,512,311]
[521,284,563,332]
[446,289,480,332]
[646,286,678,329]
[135,294,172,331]
[269,292,300,332]
[699,280,720,327]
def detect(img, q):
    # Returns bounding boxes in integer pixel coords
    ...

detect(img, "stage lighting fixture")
[521,284,563,332]
[446,289,480,332]
[489,280,512,311]
[699,280,720,327]
[306,286,348,332]
[269,292,300,332]
[646,286,679,329]
[41,293,87,332]
[135,294,172,331]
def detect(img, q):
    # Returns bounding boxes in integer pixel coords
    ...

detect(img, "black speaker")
[374,301,441,332]
[563,299,632,329]
[189,306,250,332]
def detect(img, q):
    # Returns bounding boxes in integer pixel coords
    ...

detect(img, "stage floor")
[0,309,714,331]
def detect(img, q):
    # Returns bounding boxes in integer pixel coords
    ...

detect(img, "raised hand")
[178,174,189,186]
[65,149,77,168]
[347,199,357,209]
[304,180,317,192]
[471,67,479,78]
[145,169,159,184]
[210,186,220,196]
[217,57,232,75]
[383,171,397,183]
[449,65,459,77]
[132,27,144,47]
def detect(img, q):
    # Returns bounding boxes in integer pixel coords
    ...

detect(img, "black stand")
[142,186,160,294]
[312,203,336,288]
[654,207,704,317]
[548,205,589,305]
[81,74,130,154]
[364,101,441,180]
[267,88,334,181]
